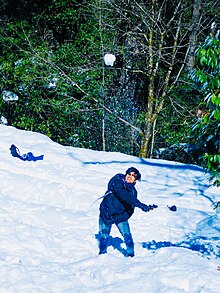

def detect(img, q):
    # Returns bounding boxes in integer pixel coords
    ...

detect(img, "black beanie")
[125,167,141,181]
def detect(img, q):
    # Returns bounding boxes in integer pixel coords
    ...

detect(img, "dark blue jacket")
[99,173,148,225]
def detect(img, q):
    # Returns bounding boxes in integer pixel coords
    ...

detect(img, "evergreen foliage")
[0,0,219,178]
[190,33,220,186]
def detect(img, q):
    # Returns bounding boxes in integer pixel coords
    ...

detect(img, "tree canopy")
[0,0,219,184]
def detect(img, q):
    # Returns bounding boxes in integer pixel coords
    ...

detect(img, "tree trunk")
[185,0,202,70]
[139,122,152,158]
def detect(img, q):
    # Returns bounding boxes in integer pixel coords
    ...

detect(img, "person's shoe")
[126,251,135,257]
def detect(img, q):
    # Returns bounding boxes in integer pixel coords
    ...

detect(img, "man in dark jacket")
[98,167,158,257]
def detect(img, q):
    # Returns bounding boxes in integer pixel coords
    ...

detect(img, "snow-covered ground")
[0,125,219,292]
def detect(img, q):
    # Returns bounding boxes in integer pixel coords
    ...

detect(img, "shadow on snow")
[142,236,220,258]
[95,234,220,258]
[83,158,204,173]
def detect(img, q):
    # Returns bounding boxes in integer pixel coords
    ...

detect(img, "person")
[98,167,158,257]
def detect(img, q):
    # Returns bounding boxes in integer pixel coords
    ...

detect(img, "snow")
[104,54,116,66]
[0,116,8,125]
[0,125,220,292]
[2,90,19,102]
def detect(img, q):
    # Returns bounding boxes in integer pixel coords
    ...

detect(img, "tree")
[190,31,220,185]
[0,2,120,151]
[185,0,202,70]
[96,0,218,158]
[0,0,218,158]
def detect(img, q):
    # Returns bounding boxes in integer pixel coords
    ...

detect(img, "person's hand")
[142,204,158,212]
[149,204,158,210]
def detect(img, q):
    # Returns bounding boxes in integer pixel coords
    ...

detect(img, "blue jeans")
[98,216,134,256]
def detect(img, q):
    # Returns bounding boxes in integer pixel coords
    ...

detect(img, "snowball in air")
[104,54,116,66]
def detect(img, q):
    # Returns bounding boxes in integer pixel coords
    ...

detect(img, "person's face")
[125,172,137,184]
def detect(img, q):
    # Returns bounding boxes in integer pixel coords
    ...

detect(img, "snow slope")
[0,125,219,292]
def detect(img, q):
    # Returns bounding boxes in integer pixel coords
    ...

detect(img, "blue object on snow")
[9,144,44,162]
[168,205,177,212]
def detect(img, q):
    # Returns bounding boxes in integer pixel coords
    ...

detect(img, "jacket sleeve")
[135,199,158,212]
[135,199,149,211]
